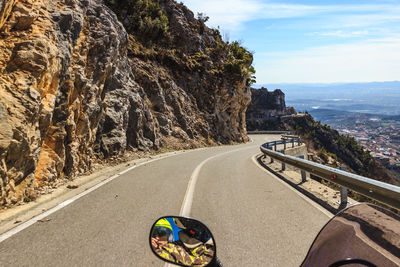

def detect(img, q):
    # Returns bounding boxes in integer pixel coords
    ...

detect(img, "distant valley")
[254,82,400,170]
[256,81,400,115]
[307,109,400,127]
[306,108,400,170]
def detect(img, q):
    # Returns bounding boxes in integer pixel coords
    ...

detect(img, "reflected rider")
[151,217,214,266]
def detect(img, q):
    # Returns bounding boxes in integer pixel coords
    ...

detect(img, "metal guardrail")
[264,137,302,151]
[281,134,299,139]
[247,131,292,135]
[260,138,400,211]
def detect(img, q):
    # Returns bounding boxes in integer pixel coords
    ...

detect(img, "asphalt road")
[0,135,329,266]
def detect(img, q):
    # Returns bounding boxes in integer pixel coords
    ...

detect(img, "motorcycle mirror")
[149,216,216,266]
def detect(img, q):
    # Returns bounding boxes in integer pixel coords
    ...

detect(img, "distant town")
[283,83,400,171]
[332,117,400,170]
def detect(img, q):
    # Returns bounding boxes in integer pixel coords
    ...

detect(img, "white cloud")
[255,37,400,83]
[180,1,326,31]
[323,14,400,29]
[179,1,400,83]
[313,30,370,38]
[180,0,264,31]
[180,1,400,32]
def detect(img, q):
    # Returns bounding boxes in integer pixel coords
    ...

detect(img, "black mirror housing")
[149,216,216,267]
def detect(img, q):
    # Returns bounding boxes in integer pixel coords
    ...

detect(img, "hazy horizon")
[254,81,400,87]
[253,81,400,115]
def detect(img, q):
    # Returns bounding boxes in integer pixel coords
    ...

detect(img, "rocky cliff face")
[0,0,15,29]
[0,0,252,206]
[246,87,295,131]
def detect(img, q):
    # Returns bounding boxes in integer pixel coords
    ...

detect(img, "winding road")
[0,135,330,266]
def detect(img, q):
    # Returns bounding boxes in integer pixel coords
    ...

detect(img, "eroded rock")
[0,0,252,206]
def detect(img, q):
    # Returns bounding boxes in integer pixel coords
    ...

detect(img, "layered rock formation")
[246,87,295,131]
[0,0,16,29]
[0,0,253,205]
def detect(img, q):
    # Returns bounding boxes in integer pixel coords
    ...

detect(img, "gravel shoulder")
[259,152,358,214]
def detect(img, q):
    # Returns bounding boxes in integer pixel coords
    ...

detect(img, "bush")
[224,41,256,84]
[105,0,170,45]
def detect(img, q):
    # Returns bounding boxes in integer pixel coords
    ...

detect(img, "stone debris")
[66,184,78,189]
[37,219,51,223]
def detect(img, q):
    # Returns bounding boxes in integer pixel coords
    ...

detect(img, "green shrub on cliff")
[288,114,374,176]
[336,134,374,173]
[224,41,256,85]
[105,0,170,44]
[105,0,256,85]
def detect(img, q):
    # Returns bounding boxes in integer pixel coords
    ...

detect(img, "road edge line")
[0,153,183,243]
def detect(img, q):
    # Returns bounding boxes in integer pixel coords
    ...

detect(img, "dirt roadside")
[258,153,358,214]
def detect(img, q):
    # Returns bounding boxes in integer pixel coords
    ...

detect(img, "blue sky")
[181,0,400,83]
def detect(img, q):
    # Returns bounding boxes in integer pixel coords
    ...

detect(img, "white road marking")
[251,154,332,218]
[179,153,220,217]
[0,153,186,243]
[180,146,257,217]
[167,145,257,267]
[165,146,256,267]
[0,142,257,243]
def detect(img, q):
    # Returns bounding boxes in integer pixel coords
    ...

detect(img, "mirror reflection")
[150,216,215,266]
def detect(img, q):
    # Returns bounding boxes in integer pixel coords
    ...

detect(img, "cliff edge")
[246,87,295,131]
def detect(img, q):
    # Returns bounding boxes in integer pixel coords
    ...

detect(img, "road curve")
[0,135,329,266]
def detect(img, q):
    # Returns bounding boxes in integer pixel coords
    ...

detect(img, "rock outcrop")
[0,0,253,206]
[0,0,16,29]
[246,87,295,131]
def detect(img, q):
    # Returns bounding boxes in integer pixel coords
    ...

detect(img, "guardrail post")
[336,166,348,206]
[298,155,307,182]
[298,137,302,146]
[283,139,286,150]
[292,139,294,148]
[274,141,277,151]
[340,187,348,205]
[301,170,307,183]
[269,143,274,163]
[281,150,286,171]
